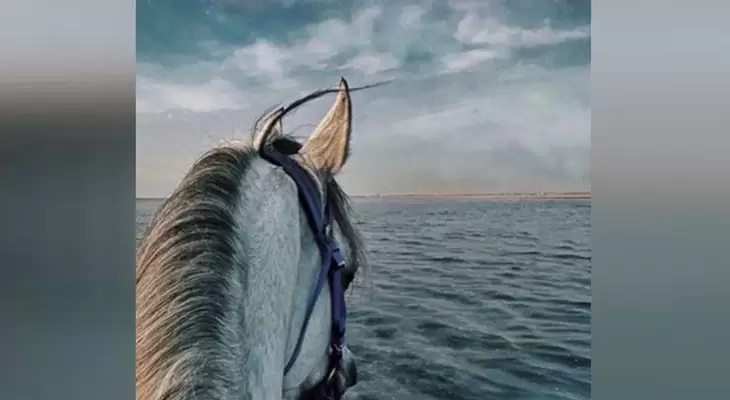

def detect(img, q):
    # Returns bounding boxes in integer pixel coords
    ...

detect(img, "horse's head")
[254,79,367,399]
[137,78,368,400]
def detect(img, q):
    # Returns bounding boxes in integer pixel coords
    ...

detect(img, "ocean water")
[136,198,591,400]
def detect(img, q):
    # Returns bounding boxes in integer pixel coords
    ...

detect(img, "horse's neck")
[232,169,305,399]
[234,245,292,400]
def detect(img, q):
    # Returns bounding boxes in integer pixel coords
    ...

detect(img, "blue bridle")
[260,146,349,398]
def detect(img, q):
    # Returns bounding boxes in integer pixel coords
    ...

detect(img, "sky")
[136,0,590,198]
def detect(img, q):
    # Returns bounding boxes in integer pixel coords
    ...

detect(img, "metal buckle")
[330,245,346,269]
[325,366,337,384]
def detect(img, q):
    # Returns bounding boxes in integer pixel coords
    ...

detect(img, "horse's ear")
[253,107,284,152]
[301,78,352,174]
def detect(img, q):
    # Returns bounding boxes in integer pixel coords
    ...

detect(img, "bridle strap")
[260,148,347,381]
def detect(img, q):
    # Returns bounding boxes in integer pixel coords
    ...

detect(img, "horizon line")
[137,190,592,200]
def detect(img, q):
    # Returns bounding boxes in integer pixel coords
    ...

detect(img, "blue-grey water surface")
[136,199,591,400]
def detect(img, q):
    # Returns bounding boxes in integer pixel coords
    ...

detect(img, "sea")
[136,198,591,400]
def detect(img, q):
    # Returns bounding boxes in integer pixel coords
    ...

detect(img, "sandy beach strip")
[352,192,591,201]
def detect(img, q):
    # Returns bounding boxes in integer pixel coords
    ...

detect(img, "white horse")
[137,79,370,400]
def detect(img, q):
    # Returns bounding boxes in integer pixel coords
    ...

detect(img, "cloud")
[454,11,590,48]
[437,10,590,74]
[222,6,387,79]
[136,0,590,197]
[136,77,247,113]
[400,4,427,27]
[340,52,400,75]
[439,49,502,74]
[340,66,590,194]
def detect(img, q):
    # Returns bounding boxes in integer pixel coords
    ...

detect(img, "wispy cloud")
[439,49,502,74]
[136,0,590,197]
[453,11,590,48]
[136,77,247,113]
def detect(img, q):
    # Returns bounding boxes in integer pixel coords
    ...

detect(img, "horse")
[136,78,371,400]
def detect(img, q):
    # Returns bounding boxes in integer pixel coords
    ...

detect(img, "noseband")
[261,146,349,399]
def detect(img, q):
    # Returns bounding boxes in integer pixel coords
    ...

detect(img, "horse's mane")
[136,123,367,399]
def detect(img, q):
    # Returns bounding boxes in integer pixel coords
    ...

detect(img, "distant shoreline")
[351,192,591,201]
[138,192,591,201]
